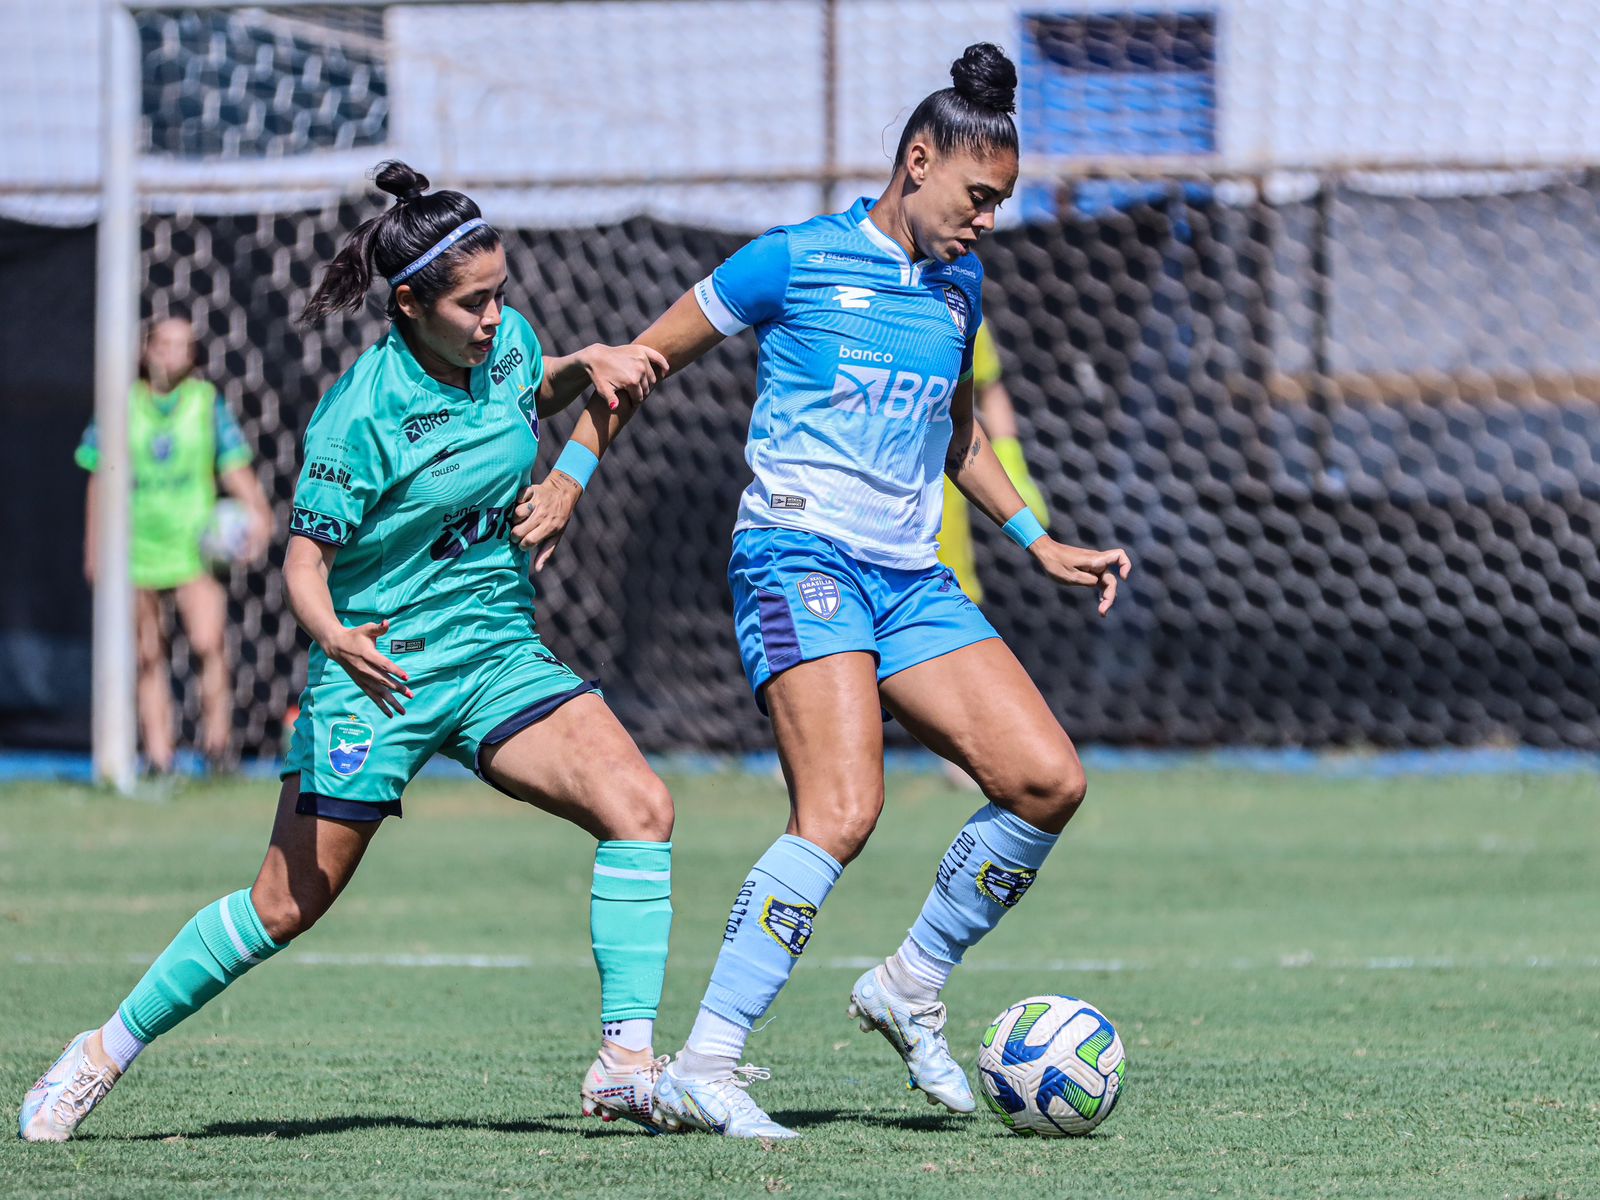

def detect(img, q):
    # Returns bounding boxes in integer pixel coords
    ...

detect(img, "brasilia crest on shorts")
[942,284,971,333]
[515,385,539,440]
[328,718,374,777]
[760,897,818,957]
[975,861,1038,908]
[797,572,842,620]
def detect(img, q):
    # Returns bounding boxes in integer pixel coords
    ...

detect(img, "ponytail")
[299,160,499,326]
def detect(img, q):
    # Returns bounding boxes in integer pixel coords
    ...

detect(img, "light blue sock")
[700,835,843,1031]
[909,804,1058,966]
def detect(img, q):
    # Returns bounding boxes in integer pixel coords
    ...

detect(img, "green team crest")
[515,386,539,439]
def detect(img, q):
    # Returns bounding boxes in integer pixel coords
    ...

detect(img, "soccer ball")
[976,995,1126,1136]
[201,498,253,569]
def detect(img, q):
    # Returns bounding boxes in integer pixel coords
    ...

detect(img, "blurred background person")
[936,321,1051,604]
[76,315,272,773]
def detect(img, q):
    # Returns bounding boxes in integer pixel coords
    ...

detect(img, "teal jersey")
[289,308,547,675]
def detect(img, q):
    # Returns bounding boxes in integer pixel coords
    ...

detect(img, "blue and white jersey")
[694,197,984,569]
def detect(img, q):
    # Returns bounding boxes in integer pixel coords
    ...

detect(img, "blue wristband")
[1001,508,1047,549]
[552,441,600,490]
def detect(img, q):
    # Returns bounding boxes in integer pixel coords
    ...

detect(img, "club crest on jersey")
[327,718,373,777]
[797,572,842,620]
[942,285,971,333]
[975,861,1037,908]
[760,897,817,957]
[515,385,539,439]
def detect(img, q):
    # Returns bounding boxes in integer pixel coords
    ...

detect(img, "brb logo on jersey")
[430,505,514,561]
[831,358,955,422]
[402,410,451,444]
[490,345,524,385]
[327,718,373,776]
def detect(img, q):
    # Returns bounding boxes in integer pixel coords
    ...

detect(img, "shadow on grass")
[121,1113,562,1141]
[770,1108,967,1134]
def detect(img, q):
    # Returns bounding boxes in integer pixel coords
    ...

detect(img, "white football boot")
[580,1052,671,1132]
[19,1032,122,1142]
[847,965,975,1113]
[651,1059,798,1139]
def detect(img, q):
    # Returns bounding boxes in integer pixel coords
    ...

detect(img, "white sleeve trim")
[693,275,749,336]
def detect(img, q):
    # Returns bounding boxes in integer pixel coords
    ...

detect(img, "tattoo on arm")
[948,431,983,475]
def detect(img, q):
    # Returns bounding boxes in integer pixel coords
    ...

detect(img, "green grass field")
[1,767,1596,1198]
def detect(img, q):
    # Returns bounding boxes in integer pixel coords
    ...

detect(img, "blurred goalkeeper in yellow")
[75,316,274,773]
[935,322,1050,602]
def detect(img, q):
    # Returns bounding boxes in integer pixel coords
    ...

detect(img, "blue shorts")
[729,527,999,708]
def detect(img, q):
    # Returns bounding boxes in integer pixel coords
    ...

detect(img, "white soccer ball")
[976,995,1126,1136]
[201,498,253,568]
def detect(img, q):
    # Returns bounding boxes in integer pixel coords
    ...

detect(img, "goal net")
[6,1,1600,758]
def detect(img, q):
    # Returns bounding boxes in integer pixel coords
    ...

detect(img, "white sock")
[678,1007,748,1077]
[99,1010,146,1072]
[601,1018,654,1053]
[882,936,954,1003]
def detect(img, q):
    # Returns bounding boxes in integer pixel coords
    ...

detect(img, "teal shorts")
[283,636,596,819]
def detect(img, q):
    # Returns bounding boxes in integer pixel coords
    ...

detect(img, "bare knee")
[136,636,167,675]
[249,878,332,943]
[610,772,674,843]
[188,629,227,665]
[794,789,882,866]
[990,752,1087,835]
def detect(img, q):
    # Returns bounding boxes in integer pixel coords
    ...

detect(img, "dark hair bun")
[950,42,1017,115]
[375,159,430,203]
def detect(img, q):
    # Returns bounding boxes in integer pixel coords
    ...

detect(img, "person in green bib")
[23,161,679,1142]
[76,316,274,771]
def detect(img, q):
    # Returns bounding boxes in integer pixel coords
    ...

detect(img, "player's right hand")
[583,343,670,413]
[511,472,582,569]
[325,618,413,717]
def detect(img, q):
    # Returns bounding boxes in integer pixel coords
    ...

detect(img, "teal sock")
[117,889,285,1043]
[591,841,672,1026]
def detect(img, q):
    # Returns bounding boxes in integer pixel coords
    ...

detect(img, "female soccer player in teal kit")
[512,46,1131,1138]
[22,162,679,1141]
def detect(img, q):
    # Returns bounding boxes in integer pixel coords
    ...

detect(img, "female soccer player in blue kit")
[515,44,1130,1139]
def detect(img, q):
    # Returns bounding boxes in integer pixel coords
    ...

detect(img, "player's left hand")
[1031,540,1131,616]
[511,471,583,569]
